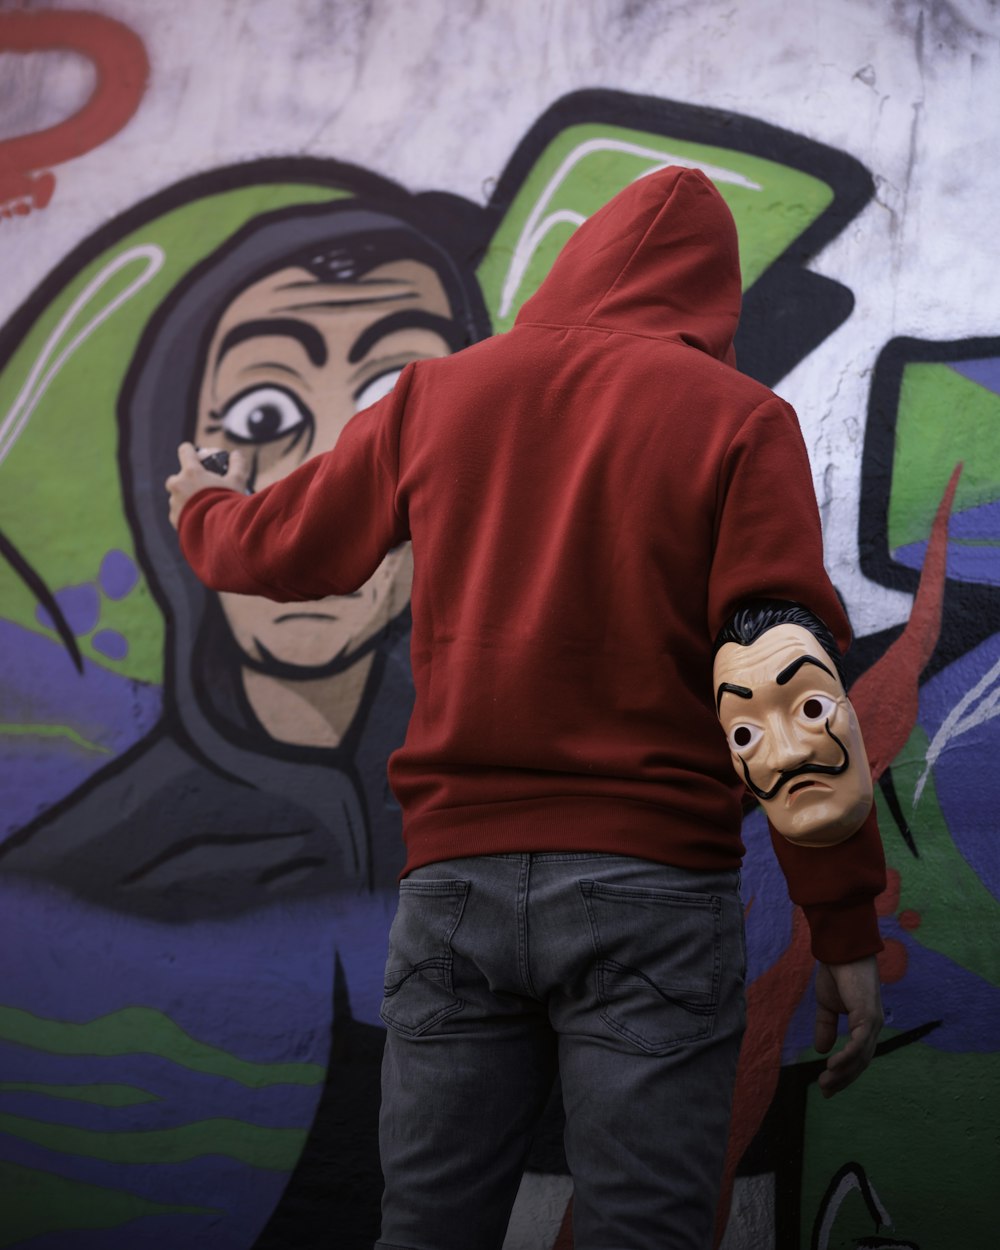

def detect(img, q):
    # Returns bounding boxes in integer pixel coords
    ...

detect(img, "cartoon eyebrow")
[215,318,327,373]
[716,681,753,713]
[775,654,836,686]
[348,310,464,364]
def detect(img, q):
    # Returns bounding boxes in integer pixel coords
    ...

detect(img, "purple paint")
[99,549,140,601]
[950,356,1000,396]
[35,582,101,637]
[740,806,794,985]
[0,1138,287,1250]
[893,537,999,586]
[0,1044,320,1129]
[92,629,129,661]
[0,882,339,1249]
[0,620,161,838]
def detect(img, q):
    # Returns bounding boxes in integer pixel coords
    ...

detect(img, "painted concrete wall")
[1,2,998,1247]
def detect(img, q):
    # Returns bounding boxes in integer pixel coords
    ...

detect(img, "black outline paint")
[0,524,83,672]
[486,89,875,386]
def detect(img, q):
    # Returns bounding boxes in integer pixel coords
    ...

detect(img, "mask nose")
[763,715,812,774]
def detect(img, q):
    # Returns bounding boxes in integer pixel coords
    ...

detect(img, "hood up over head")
[515,166,742,365]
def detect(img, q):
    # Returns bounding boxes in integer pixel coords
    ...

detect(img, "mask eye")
[354,368,404,413]
[219,386,311,444]
[728,723,762,753]
[800,694,836,723]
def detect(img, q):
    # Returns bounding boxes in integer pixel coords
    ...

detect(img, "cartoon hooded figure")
[0,192,490,920]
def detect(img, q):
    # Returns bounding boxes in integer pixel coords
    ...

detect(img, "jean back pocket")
[381,879,469,1037]
[580,879,722,1054]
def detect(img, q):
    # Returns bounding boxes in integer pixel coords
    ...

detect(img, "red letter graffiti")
[848,462,962,780]
[0,10,148,219]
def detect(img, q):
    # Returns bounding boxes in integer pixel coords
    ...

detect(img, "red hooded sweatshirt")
[179,167,884,964]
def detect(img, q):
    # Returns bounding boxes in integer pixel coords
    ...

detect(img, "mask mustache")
[739,722,850,803]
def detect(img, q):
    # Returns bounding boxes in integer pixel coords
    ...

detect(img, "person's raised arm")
[167,364,414,603]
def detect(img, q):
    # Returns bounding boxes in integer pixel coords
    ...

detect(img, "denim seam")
[517,854,538,998]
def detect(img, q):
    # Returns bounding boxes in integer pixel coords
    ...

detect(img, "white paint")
[502,1172,574,1250]
[815,1164,893,1250]
[915,650,1000,803]
[0,45,96,142]
[0,244,164,467]
[719,1173,777,1250]
[498,136,761,318]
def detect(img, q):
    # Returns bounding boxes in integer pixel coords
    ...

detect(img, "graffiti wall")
[1,2,998,1247]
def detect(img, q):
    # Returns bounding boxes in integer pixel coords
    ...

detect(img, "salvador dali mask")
[713,624,873,846]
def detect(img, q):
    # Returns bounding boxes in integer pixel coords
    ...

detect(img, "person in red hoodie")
[167,166,884,1250]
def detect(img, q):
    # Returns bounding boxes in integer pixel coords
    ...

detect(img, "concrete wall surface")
[1,1,998,1247]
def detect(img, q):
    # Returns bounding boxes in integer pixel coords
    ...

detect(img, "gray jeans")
[376,852,746,1250]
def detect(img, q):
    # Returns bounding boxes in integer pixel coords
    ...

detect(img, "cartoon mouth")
[275,612,340,623]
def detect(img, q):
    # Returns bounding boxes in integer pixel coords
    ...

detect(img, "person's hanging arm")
[708,397,886,1098]
[166,363,415,601]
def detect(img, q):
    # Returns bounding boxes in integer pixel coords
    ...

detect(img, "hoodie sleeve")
[708,396,850,644]
[769,806,885,963]
[709,395,886,965]
[177,364,414,602]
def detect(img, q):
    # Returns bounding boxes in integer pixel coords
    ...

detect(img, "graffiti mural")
[0,58,997,1250]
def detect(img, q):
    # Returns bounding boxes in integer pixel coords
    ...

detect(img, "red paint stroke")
[849,463,963,782]
[877,937,908,984]
[846,465,963,1011]
[0,10,148,218]
[713,905,815,1247]
[553,1197,573,1249]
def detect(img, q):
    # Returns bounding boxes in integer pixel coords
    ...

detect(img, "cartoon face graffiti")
[713,624,873,845]
[193,257,458,679]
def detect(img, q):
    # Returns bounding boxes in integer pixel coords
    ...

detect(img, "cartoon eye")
[729,724,763,752]
[800,694,836,723]
[218,386,311,444]
[354,368,404,413]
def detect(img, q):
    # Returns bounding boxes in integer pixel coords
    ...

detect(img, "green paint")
[0,182,345,686]
[0,1005,325,1088]
[875,726,1000,987]
[0,1081,158,1106]
[477,122,833,331]
[888,362,1000,550]
[0,722,112,755]
[0,1161,211,1248]
[797,1044,999,1249]
[0,1110,306,1170]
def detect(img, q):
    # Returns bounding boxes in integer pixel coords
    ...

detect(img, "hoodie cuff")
[801,897,884,965]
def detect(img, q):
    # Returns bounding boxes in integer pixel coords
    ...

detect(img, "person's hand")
[166,443,249,530]
[814,955,883,1098]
